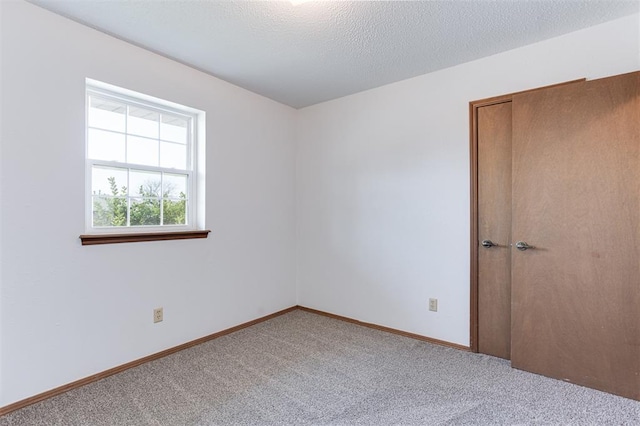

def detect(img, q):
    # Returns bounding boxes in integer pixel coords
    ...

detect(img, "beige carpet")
[1,310,639,425]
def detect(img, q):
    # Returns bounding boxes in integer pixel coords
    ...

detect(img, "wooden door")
[510,72,640,400]
[477,102,512,359]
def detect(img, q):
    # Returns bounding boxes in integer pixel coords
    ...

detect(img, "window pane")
[161,114,188,144]
[163,173,188,198]
[130,198,160,226]
[127,136,159,167]
[92,196,128,227]
[92,166,128,196]
[89,96,125,132]
[130,169,161,198]
[163,199,186,225]
[86,83,200,232]
[128,106,159,138]
[160,142,187,169]
[88,129,125,162]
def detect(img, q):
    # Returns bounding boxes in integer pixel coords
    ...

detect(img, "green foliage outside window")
[93,176,186,227]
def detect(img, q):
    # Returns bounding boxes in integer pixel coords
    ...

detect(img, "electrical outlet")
[153,307,163,323]
[429,298,438,312]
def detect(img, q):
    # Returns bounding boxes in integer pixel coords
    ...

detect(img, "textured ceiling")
[29,1,639,108]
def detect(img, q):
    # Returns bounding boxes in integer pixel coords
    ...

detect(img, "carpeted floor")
[1,310,639,425]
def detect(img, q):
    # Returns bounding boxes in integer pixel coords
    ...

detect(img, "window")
[82,80,207,245]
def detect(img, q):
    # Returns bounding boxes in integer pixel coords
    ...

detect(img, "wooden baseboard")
[1,304,469,417]
[0,306,297,417]
[297,306,471,352]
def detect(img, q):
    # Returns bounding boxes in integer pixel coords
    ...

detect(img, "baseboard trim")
[0,306,297,417]
[297,306,471,352]
[1,304,469,416]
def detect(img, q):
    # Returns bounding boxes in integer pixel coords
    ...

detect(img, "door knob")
[515,241,535,251]
[481,239,497,248]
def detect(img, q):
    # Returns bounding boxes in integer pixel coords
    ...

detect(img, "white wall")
[0,1,296,406]
[296,14,640,346]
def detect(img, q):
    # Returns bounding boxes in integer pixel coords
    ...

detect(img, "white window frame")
[85,79,205,235]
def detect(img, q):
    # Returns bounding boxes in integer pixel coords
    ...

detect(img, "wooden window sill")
[80,230,210,246]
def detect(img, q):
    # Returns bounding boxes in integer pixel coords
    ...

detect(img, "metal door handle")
[515,241,534,251]
[481,239,497,248]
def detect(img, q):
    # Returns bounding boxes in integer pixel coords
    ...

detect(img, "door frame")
[468,79,585,352]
